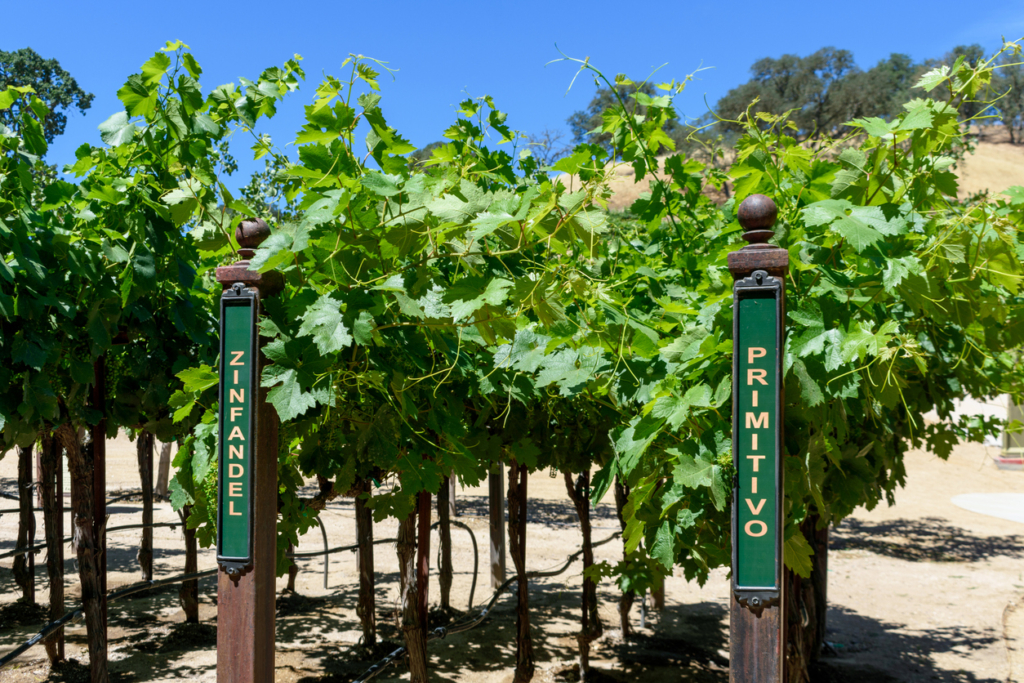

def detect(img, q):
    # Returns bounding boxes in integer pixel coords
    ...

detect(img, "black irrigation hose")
[0,569,218,667]
[0,521,182,561]
[430,519,478,611]
[352,531,621,683]
[286,536,396,559]
[0,490,150,516]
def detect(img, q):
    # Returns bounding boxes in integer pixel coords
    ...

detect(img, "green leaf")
[651,520,675,571]
[182,53,203,79]
[360,172,403,197]
[177,365,218,392]
[249,232,293,273]
[297,294,352,354]
[261,366,317,421]
[915,66,949,92]
[672,450,715,489]
[802,199,884,252]
[784,529,815,578]
[141,52,172,86]
[444,277,512,322]
[117,74,158,117]
[98,112,136,146]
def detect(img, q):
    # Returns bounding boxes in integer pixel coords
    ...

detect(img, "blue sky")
[6,0,1023,184]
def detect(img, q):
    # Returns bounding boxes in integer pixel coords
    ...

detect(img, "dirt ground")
[0,433,1022,683]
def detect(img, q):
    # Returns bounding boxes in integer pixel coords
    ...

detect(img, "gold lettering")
[751,477,758,494]
[748,347,767,364]
[233,370,239,384]
[230,406,243,422]
[230,389,245,403]
[230,351,245,366]
[229,482,243,497]
[752,390,758,407]
[229,445,244,460]
[229,501,242,516]
[747,369,768,386]
[747,454,765,472]
[745,520,768,537]
[745,412,768,429]
[746,498,766,515]
[229,464,244,478]
[751,433,758,450]
[228,426,245,441]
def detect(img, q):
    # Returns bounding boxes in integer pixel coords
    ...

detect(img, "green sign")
[217,296,256,570]
[735,295,779,590]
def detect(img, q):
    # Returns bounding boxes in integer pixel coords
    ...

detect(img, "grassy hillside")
[558,126,1024,212]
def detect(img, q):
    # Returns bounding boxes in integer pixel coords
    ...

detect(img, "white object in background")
[951,493,1024,524]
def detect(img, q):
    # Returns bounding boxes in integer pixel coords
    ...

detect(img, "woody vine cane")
[729,194,787,682]
[216,218,282,683]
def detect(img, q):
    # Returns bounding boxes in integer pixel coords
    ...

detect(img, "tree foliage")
[0,47,94,144]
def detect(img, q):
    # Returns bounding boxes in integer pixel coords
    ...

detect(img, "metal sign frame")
[731,269,784,614]
[217,282,258,575]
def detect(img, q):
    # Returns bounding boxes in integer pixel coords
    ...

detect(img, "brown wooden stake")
[785,515,828,681]
[398,508,428,682]
[35,446,43,508]
[416,489,431,631]
[613,475,634,637]
[354,480,376,646]
[40,434,65,662]
[651,582,665,611]
[14,443,35,603]
[178,504,200,623]
[154,441,172,499]
[437,476,453,610]
[136,431,154,581]
[508,459,534,683]
[91,355,107,638]
[216,219,281,683]
[60,422,107,683]
[728,194,787,683]
[564,469,601,678]
[488,466,506,589]
[448,476,457,518]
[286,541,298,593]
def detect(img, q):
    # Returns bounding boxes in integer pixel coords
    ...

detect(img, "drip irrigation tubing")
[0,522,182,561]
[1,511,480,668]
[430,519,478,611]
[0,569,218,667]
[351,531,620,683]
[0,489,149,516]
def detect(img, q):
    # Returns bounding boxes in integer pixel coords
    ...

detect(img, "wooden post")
[216,218,282,683]
[728,194,787,683]
[438,475,453,610]
[14,444,35,604]
[416,489,431,631]
[155,441,172,499]
[448,476,457,518]
[354,480,376,646]
[35,447,43,508]
[137,431,154,581]
[488,464,506,589]
[92,356,107,634]
[53,439,64,659]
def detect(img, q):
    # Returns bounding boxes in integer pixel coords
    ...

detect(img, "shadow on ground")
[830,516,1024,562]
[815,605,1004,683]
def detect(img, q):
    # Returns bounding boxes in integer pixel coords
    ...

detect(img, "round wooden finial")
[737,194,777,246]
[235,217,271,249]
